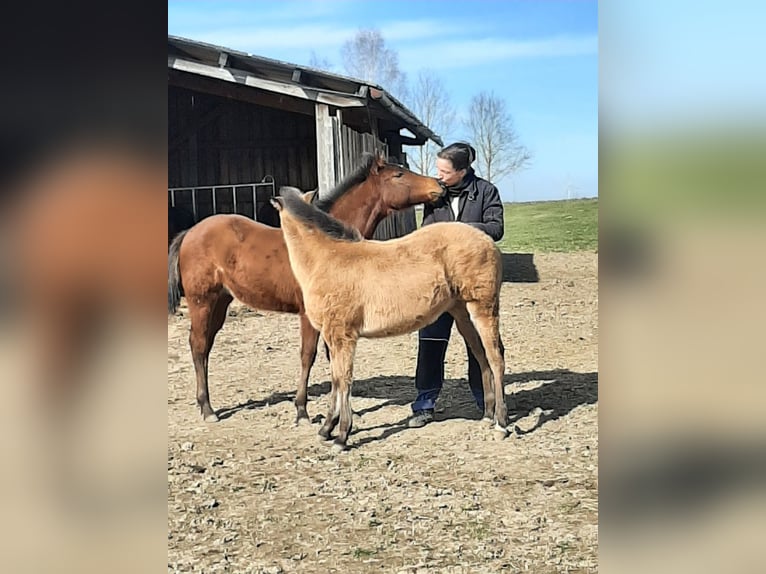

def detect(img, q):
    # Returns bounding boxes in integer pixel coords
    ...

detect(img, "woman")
[409,142,505,427]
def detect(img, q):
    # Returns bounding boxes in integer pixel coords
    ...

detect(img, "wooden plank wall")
[333,121,387,182]
[169,86,318,225]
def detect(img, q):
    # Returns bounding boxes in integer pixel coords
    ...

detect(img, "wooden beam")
[170,70,316,117]
[168,56,366,108]
[385,133,421,146]
[315,103,335,198]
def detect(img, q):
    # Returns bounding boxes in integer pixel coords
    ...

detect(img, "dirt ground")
[168,252,598,573]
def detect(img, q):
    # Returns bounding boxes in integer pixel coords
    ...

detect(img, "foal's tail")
[168,229,189,315]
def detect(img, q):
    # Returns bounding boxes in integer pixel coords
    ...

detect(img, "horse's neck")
[287,228,340,276]
[329,184,386,239]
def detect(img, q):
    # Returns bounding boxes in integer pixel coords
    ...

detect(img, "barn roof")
[168,35,443,147]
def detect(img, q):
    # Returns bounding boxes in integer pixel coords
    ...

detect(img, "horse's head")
[370,153,445,211]
[310,152,445,238]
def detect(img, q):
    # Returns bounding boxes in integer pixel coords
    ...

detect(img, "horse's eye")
[394,171,404,178]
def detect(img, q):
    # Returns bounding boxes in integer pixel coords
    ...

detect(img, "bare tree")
[404,70,456,176]
[340,28,408,100]
[308,50,334,72]
[464,92,531,182]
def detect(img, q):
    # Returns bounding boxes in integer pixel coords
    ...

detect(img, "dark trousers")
[412,312,484,412]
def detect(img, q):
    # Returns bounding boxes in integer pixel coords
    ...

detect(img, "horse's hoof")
[482,417,494,427]
[294,416,310,427]
[317,430,333,442]
[204,413,220,423]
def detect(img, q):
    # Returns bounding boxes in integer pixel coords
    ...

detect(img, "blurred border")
[0,3,168,573]
[600,2,766,573]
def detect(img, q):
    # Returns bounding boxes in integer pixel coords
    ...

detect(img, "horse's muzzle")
[432,181,448,201]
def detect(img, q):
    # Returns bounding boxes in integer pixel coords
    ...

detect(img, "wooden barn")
[168,35,442,238]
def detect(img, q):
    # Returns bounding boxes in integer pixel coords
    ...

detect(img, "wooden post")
[335,110,345,181]
[315,103,335,198]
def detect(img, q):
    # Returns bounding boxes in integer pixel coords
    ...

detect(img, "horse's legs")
[326,337,356,450]
[188,291,232,422]
[450,303,495,421]
[295,314,320,425]
[466,301,508,431]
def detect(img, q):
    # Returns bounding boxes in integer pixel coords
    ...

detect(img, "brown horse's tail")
[168,229,188,315]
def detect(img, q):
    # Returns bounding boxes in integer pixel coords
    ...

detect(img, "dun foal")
[272,187,508,450]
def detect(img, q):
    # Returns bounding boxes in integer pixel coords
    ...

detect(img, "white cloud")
[168,0,355,30]
[191,25,359,53]
[379,20,471,41]
[398,35,598,71]
[179,18,473,59]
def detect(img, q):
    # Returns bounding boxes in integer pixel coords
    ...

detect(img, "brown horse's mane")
[313,152,378,212]
[281,187,362,242]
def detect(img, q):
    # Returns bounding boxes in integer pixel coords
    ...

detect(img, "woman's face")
[436,158,466,187]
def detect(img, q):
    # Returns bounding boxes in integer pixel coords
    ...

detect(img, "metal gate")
[168,176,276,222]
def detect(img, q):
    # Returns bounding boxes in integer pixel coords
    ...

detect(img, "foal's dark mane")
[281,188,362,242]
[313,152,379,212]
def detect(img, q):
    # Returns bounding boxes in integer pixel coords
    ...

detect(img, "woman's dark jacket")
[422,169,504,241]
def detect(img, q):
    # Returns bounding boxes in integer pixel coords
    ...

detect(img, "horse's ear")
[371,151,386,175]
[270,197,284,212]
[302,190,317,204]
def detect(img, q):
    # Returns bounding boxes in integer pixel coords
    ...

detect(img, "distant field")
[415,198,598,253]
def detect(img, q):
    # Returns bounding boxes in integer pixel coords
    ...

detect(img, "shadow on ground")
[502,253,540,283]
[216,369,598,444]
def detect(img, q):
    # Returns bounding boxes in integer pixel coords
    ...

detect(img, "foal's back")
[307,222,502,337]
[364,222,501,286]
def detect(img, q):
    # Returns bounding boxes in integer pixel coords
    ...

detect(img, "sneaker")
[408,409,435,428]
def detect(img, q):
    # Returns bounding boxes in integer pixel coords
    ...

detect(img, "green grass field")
[415,198,598,253]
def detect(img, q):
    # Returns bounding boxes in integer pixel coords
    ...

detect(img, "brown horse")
[272,187,509,450]
[167,153,444,423]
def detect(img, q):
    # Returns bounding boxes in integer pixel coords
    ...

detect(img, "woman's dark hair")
[437,142,476,171]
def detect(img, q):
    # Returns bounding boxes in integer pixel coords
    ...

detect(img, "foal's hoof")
[482,417,494,427]
[294,415,310,427]
[492,423,510,440]
[204,413,220,423]
[317,429,333,442]
[331,440,349,453]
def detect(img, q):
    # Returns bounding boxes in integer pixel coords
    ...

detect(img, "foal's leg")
[466,301,508,432]
[450,303,495,422]
[295,313,320,425]
[188,291,232,422]
[318,381,339,441]
[318,335,340,441]
[327,338,357,451]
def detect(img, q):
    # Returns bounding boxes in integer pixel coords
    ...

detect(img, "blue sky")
[601,1,766,134]
[168,0,598,203]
